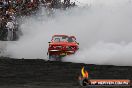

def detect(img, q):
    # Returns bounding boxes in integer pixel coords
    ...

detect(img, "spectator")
[0,0,75,41]
[6,18,14,40]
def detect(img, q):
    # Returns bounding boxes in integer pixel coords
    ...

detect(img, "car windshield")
[53,36,75,42]
[67,37,75,42]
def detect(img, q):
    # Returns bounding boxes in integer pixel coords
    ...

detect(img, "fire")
[81,67,89,78]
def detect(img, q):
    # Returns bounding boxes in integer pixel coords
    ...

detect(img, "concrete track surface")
[0,57,132,88]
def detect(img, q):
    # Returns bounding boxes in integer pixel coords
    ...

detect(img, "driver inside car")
[54,38,60,42]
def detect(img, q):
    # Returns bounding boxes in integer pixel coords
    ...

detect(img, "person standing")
[0,16,2,40]
[6,18,14,41]
[1,16,7,40]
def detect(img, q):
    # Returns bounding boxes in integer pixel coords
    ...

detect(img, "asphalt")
[0,57,132,88]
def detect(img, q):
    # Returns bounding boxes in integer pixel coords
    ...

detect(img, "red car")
[47,35,79,61]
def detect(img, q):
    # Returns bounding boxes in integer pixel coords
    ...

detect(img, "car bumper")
[48,50,75,56]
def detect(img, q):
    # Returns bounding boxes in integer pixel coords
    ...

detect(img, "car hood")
[50,42,78,46]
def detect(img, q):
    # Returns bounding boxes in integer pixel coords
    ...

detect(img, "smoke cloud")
[4,0,132,66]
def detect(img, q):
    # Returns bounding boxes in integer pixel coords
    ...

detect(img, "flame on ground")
[81,67,89,78]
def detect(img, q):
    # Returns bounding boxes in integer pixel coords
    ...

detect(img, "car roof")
[52,35,76,39]
[53,35,69,37]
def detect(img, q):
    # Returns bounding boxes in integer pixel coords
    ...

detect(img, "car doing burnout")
[47,35,79,61]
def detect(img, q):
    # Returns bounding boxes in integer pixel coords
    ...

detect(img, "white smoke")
[4,0,132,66]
